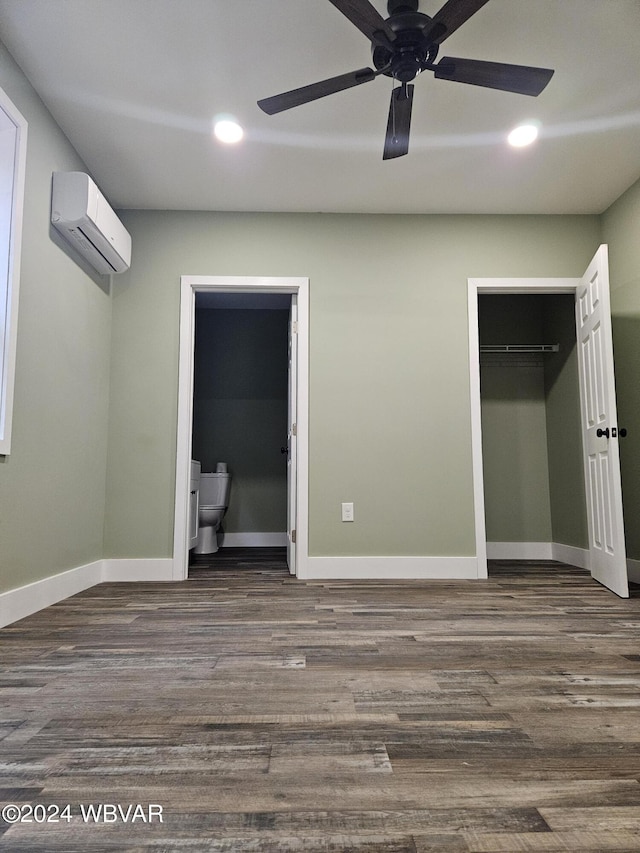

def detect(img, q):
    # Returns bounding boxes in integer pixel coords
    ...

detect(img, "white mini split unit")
[51,171,131,274]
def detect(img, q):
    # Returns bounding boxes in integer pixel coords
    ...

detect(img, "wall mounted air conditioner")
[51,171,131,274]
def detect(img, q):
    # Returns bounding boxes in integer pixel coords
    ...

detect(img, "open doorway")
[172,276,309,582]
[189,292,291,572]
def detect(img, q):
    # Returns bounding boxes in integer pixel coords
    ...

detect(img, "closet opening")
[470,251,629,597]
[478,293,588,570]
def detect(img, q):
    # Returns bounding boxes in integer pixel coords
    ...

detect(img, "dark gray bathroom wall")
[191,308,289,535]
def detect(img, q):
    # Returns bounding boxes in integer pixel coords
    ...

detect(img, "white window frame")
[0,86,27,455]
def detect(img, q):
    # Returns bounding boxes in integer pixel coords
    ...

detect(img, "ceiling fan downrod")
[387,0,419,13]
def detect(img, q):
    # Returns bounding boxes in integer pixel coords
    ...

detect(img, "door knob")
[596,427,610,439]
[280,446,288,454]
[610,428,628,439]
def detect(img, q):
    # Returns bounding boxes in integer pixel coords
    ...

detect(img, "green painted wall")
[0,43,111,593]
[104,210,601,559]
[192,308,288,533]
[481,360,553,542]
[602,176,640,561]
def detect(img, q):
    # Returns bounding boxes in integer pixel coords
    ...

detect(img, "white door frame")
[172,275,309,580]
[468,276,579,579]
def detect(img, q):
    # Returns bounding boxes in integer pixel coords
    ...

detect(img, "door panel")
[575,245,628,597]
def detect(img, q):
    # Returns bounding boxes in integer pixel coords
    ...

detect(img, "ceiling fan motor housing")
[373,9,440,82]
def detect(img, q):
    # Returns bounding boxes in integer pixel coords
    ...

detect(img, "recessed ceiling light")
[213,118,244,144]
[508,122,539,148]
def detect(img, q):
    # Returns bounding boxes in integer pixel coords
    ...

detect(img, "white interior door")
[286,298,298,574]
[576,245,628,598]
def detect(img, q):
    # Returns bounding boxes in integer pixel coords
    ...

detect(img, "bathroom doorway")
[173,276,309,581]
[191,292,291,562]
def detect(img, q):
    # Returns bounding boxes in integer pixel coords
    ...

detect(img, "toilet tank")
[200,472,231,507]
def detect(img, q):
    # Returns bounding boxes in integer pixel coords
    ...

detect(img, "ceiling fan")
[257,0,554,160]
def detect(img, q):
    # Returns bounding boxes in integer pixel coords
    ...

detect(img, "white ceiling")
[1,0,639,214]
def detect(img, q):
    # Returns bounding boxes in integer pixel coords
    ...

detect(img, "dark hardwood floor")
[1,550,640,851]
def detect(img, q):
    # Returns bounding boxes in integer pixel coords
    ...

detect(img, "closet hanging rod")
[480,344,559,353]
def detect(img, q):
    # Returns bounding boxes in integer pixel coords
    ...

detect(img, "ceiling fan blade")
[326,0,396,48]
[258,67,377,115]
[424,0,491,45]
[434,57,554,96]
[383,84,414,160]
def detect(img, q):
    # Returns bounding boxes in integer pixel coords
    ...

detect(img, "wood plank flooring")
[1,550,640,851]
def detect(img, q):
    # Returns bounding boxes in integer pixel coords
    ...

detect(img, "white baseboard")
[0,560,103,629]
[487,541,590,569]
[487,542,554,560]
[102,558,174,582]
[552,543,590,570]
[627,557,640,584]
[0,558,175,628]
[220,532,287,547]
[301,556,479,580]
[0,554,478,629]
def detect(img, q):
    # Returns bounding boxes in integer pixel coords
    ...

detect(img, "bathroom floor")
[188,545,287,575]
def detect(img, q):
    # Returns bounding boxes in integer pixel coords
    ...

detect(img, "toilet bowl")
[194,469,231,555]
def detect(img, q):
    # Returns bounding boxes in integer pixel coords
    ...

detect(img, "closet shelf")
[480,344,559,353]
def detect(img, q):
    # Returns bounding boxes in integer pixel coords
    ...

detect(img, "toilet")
[194,466,231,555]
